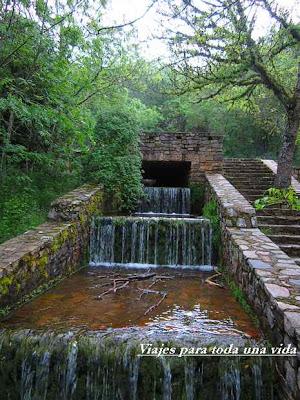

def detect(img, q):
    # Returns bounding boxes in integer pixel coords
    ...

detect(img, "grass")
[220,266,260,328]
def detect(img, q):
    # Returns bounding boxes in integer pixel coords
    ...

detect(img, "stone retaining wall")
[293,167,300,181]
[0,184,103,310]
[205,174,257,228]
[206,173,300,399]
[140,132,223,183]
[262,159,300,195]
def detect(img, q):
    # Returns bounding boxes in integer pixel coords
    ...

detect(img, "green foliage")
[0,0,162,239]
[220,269,259,327]
[0,165,81,243]
[190,183,205,215]
[82,102,144,211]
[202,200,221,262]
[254,187,300,211]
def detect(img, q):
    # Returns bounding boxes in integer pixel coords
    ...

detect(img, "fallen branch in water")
[137,286,167,299]
[96,272,172,301]
[96,282,112,289]
[137,280,158,299]
[144,291,167,315]
[96,281,129,300]
[205,272,224,288]
[111,272,157,282]
[155,275,174,280]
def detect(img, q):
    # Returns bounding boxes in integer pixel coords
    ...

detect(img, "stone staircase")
[224,158,300,266]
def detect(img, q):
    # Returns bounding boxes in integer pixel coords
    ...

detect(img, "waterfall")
[90,216,212,269]
[0,330,276,400]
[138,187,191,215]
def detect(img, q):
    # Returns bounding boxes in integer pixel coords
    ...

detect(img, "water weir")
[0,185,279,399]
[138,187,191,215]
[0,329,276,400]
[90,216,212,269]
[90,187,212,270]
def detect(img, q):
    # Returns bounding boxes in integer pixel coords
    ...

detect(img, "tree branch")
[96,0,157,34]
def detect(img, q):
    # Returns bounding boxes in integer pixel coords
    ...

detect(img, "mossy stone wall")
[0,184,103,311]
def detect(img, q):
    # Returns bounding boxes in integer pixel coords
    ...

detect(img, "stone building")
[140,131,223,186]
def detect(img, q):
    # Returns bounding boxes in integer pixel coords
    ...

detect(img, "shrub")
[254,187,300,211]
[83,105,143,212]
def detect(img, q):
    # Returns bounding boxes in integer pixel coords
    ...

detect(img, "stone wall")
[262,159,300,195]
[206,173,300,399]
[293,167,300,181]
[140,132,223,183]
[0,184,103,310]
[205,174,257,228]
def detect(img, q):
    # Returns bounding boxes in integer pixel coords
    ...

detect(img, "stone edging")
[0,185,103,309]
[205,173,257,228]
[223,227,300,398]
[205,172,300,398]
[48,184,103,222]
[262,159,300,195]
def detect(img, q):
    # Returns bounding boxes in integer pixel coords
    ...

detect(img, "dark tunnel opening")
[142,161,191,187]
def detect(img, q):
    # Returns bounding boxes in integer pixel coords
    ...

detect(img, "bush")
[83,105,143,212]
[254,187,300,211]
[0,164,81,243]
[202,200,221,263]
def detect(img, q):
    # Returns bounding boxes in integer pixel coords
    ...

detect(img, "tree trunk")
[275,112,299,188]
[275,62,300,188]
[0,110,14,179]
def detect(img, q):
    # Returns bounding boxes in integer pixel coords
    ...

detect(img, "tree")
[162,0,300,187]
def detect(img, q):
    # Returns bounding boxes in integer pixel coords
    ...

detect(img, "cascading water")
[89,217,212,269]
[0,330,277,400]
[138,187,191,215]
[0,184,278,399]
[90,185,212,270]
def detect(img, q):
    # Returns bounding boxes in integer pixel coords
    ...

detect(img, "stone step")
[224,167,270,173]
[278,244,300,257]
[227,182,273,189]
[224,163,267,168]
[230,186,273,193]
[237,189,266,196]
[244,194,263,202]
[268,235,300,245]
[225,176,274,183]
[258,208,300,217]
[226,182,274,190]
[257,215,300,225]
[293,258,300,266]
[224,159,263,164]
[259,224,300,235]
[224,172,273,177]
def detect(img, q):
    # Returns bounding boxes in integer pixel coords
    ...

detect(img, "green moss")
[221,268,260,327]
[190,183,205,215]
[85,192,103,219]
[0,265,87,319]
[112,216,127,227]
[37,254,49,278]
[51,226,75,252]
[0,276,13,295]
[203,199,221,262]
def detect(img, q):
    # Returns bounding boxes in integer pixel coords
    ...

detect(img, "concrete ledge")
[205,173,257,228]
[223,227,300,398]
[0,185,103,309]
[262,159,300,195]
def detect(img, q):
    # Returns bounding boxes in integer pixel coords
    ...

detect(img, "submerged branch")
[144,291,168,316]
[96,281,129,300]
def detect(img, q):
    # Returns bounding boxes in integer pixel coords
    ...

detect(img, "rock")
[249,259,272,270]
[265,284,290,298]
